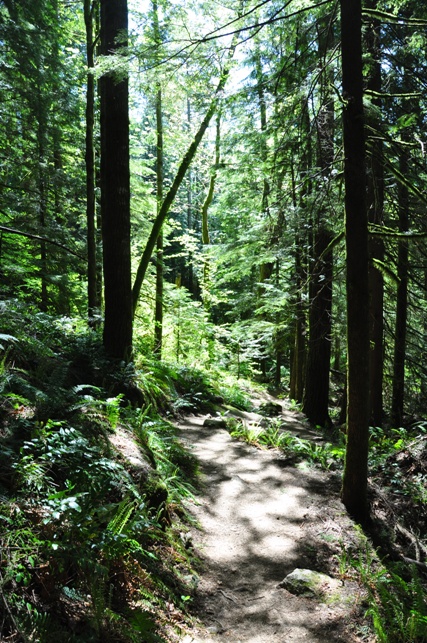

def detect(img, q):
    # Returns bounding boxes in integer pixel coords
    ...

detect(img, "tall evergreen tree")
[365,0,385,427]
[340,0,370,522]
[132,29,240,311]
[84,0,100,326]
[0,0,86,312]
[100,0,133,359]
[302,11,335,428]
[391,137,409,428]
[152,0,164,357]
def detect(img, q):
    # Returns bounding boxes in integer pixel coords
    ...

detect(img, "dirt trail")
[177,403,368,643]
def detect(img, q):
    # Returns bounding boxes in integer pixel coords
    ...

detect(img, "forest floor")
[175,396,375,643]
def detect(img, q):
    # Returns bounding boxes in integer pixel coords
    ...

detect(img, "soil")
[176,398,374,643]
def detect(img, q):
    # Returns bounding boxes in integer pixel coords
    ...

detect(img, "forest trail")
[176,400,369,643]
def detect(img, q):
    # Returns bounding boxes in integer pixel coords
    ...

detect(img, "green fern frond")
[107,497,137,535]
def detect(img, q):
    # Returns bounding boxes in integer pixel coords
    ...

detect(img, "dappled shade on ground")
[178,412,368,642]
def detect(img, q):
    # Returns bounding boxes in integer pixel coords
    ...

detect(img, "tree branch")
[0,225,85,260]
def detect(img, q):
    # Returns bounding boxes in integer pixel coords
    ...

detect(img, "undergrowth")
[341,543,427,643]
[0,300,206,641]
[225,416,345,469]
[2,299,426,641]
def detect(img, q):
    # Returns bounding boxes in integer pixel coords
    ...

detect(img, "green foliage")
[218,376,253,411]
[169,365,219,413]
[133,413,198,506]
[0,304,201,641]
[369,426,427,505]
[163,285,216,365]
[226,416,345,470]
[2,0,427,638]
[1,407,196,640]
[133,357,175,411]
[354,556,427,643]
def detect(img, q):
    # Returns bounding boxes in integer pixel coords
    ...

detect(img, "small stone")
[203,418,227,428]
[258,401,282,417]
[210,395,224,404]
[278,568,341,598]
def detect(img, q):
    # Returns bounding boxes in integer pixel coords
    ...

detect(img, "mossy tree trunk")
[153,84,164,357]
[132,34,239,314]
[201,110,221,301]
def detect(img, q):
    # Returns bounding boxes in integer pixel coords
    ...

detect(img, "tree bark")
[303,227,333,427]
[201,110,221,296]
[366,0,385,427]
[100,0,133,360]
[289,130,309,403]
[154,83,164,356]
[290,234,306,403]
[85,0,99,326]
[391,145,409,428]
[37,87,49,313]
[152,0,164,357]
[302,17,334,428]
[340,0,370,523]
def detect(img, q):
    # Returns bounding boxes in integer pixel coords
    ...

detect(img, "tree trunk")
[37,87,48,313]
[391,145,409,428]
[340,0,370,523]
[201,110,221,298]
[154,82,164,356]
[100,0,132,360]
[290,236,306,403]
[289,154,306,403]
[152,1,164,357]
[302,18,334,428]
[254,45,274,378]
[366,0,385,427]
[85,0,99,326]
[303,227,333,427]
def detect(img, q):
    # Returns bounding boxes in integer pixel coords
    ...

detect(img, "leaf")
[0,333,18,343]
[0,333,18,350]
[65,498,82,512]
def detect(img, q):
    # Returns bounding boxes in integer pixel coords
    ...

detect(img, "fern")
[365,565,427,642]
[107,497,137,535]
[17,603,54,643]
[130,611,165,642]
[88,574,109,636]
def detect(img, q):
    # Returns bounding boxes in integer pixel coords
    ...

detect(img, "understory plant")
[0,409,198,641]
[0,305,201,641]
[352,551,427,643]
[226,416,345,469]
